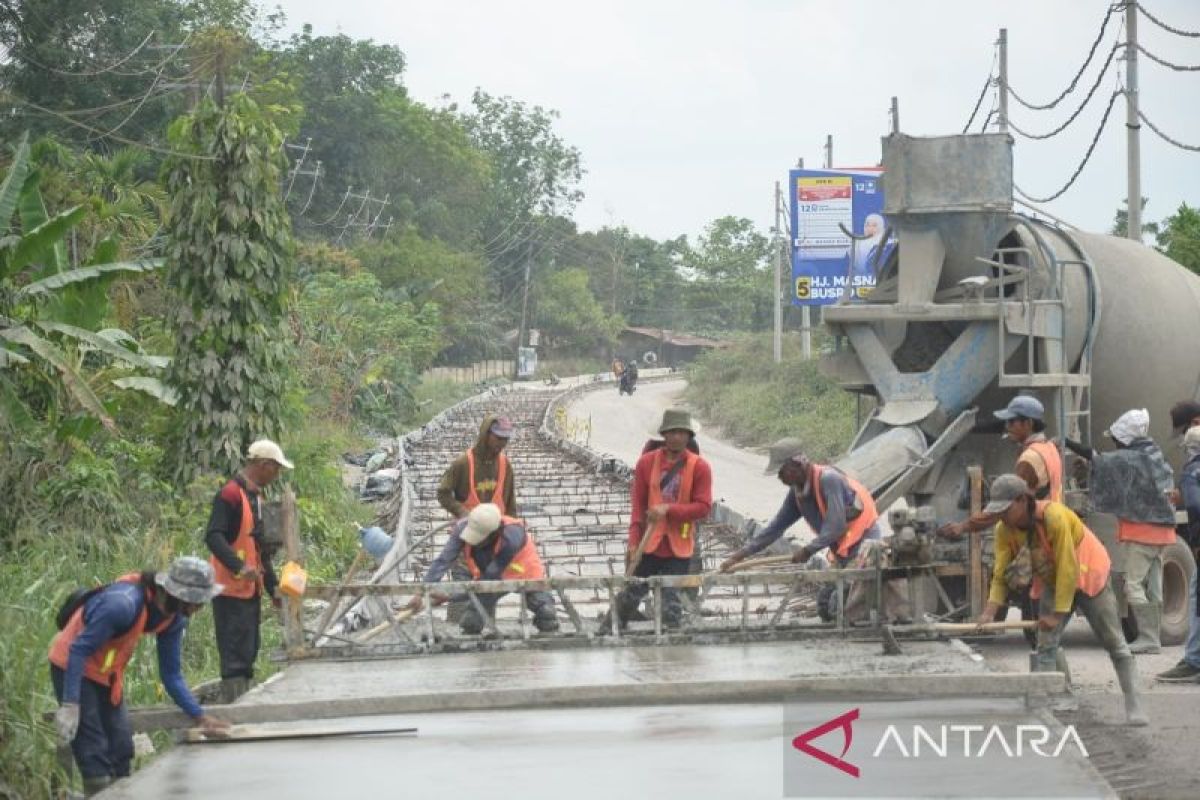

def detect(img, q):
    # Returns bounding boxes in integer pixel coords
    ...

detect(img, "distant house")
[617,327,728,368]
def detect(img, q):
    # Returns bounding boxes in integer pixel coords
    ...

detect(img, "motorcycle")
[618,362,638,395]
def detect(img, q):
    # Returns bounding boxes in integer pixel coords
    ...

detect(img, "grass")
[0,378,478,799]
[686,332,859,462]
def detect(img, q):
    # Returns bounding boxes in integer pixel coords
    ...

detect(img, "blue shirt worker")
[719,437,908,623]
[406,503,559,635]
[48,557,230,794]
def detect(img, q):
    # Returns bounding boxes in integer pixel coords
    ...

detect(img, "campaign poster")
[789,169,894,306]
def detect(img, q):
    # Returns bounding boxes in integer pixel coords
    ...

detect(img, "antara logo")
[792,708,1089,778]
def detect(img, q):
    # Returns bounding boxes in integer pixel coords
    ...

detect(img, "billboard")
[789,169,894,306]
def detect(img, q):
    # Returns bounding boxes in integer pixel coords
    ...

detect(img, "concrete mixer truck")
[817,132,1198,643]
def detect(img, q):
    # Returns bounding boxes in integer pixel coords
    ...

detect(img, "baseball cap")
[247,439,294,469]
[993,395,1044,422]
[462,503,502,545]
[984,474,1032,515]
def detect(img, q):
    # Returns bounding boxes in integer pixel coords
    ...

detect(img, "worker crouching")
[407,503,559,634]
[980,474,1149,726]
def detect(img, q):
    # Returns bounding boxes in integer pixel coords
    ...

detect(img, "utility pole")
[515,244,533,380]
[823,135,833,172]
[890,96,900,135]
[773,181,782,364]
[997,29,1009,134]
[1125,2,1142,241]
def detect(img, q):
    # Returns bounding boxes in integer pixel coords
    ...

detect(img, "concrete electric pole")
[1125,1,1142,242]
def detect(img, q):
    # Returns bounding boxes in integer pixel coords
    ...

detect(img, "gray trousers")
[1034,579,1131,672]
[1121,541,1165,606]
[459,588,557,633]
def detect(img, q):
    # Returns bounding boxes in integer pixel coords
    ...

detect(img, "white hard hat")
[463,503,502,545]
[246,439,294,469]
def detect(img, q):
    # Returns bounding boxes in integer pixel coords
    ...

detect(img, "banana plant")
[1,133,172,432]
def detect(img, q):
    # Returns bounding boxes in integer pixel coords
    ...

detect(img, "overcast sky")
[276,0,1200,243]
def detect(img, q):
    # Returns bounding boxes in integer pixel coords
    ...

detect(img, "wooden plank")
[279,488,305,654]
[967,465,985,618]
[183,724,417,744]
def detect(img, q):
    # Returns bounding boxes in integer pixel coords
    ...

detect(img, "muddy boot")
[1113,653,1150,726]
[1050,649,1079,713]
[83,776,113,797]
[218,676,250,704]
[1128,602,1162,654]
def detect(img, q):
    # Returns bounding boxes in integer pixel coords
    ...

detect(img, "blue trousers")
[1185,566,1200,668]
[50,664,133,779]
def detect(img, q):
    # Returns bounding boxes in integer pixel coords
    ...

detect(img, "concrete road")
[569,379,787,525]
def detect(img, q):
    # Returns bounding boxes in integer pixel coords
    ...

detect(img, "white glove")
[56,703,80,744]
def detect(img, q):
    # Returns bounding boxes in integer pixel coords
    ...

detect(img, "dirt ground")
[571,376,1200,798]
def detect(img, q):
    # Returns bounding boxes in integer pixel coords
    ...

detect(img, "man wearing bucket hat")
[49,557,231,793]
[406,503,558,634]
[1065,409,1176,654]
[719,438,907,622]
[205,438,293,703]
[938,394,1063,539]
[599,408,712,632]
[978,474,1148,725]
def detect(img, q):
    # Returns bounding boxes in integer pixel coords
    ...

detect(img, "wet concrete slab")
[240,639,989,707]
[107,698,1110,799]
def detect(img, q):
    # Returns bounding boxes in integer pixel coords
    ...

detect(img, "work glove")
[55,703,80,744]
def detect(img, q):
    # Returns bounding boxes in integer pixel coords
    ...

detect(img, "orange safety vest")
[1013,500,1111,599]
[806,465,879,559]
[642,449,699,559]
[464,516,545,581]
[209,482,261,599]
[48,575,175,705]
[464,450,508,516]
[1117,519,1177,546]
[1023,439,1064,503]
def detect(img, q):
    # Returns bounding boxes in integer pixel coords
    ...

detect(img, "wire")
[1008,43,1121,139]
[1137,107,1200,151]
[979,107,997,133]
[19,31,156,77]
[1136,2,1200,37]
[1013,89,1122,203]
[5,94,217,160]
[962,67,994,134]
[1008,4,1120,110]
[1136,43,1200,71]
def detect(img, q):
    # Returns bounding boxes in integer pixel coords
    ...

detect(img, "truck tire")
[1161,535,1196,646]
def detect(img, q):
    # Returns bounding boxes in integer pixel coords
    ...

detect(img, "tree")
[1156,203,1200,276]
[1110,196,1160,241]
[677,216,772,332]
[534,267,622,352]
[162,95,292,480]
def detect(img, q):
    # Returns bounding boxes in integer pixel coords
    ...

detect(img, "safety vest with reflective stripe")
[805,465,879,559]
[48,575,175,705]
[209,481,261,599]
[464,450,508,516]
[1023,439,1064,503]
[1013,500,1111,599]
[464,516,545,580]
[643,448,699,559]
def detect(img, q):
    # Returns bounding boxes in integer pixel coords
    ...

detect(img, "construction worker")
[938,395,1062,539]
[406,503,558,633]
[601,408,712,632]
[979,473,1148,726]
[437,415,517,518]
[49,557,231,794]
[1159,424,1200,682]
[1066,409,1176,654]
[720,438,906,622]
[205,439,292,703]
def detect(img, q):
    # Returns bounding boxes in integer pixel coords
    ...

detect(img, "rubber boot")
[1128,602,1162,654]
[1113,653,1150,726]
[82,776,113,797]
[218,676,249,705]
[1050,649,1080,713]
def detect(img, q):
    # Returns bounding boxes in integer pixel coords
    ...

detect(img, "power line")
[1137,107,1200,151]
[1135,43,1200,71]
[1007,4,1121,110]
[1013,89,1122,203]
[1008,44,1121,139]
[962,59,995,133]
[1136,2,1200,37]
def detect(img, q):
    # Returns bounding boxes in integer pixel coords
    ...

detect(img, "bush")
[687,332,858,462]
